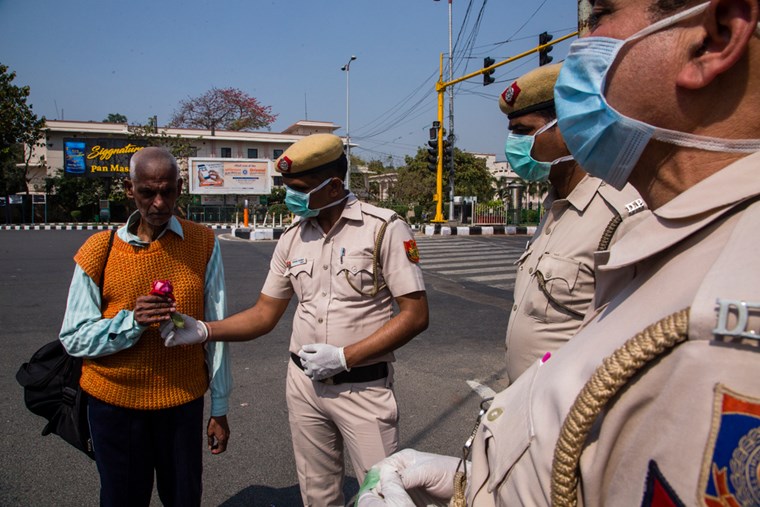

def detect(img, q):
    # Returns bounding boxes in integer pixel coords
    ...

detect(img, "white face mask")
[555,2,760,189]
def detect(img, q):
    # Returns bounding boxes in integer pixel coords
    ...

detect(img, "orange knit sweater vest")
[75,219,215,410]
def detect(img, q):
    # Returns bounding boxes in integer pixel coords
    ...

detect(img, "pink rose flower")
[150,279,175,300]
[150,280,184,328]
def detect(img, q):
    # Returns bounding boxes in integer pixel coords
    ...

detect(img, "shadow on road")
[219,477,359,506]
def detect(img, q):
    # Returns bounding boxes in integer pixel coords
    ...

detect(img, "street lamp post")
[341,55,357,190]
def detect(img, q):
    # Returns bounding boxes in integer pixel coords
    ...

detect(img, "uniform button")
[318,318,323,323]
[545,226,552,235]
[322,291,327,297]
[513,304,518,311]
[487,408,503,421]
[323,264,328,270]
[519,265,523,271]
[528,267,533,274]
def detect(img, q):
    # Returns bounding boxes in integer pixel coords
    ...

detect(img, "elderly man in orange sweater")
[59,147,231,507]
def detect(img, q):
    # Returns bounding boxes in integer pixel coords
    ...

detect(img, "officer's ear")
[676,0,759,89]
[328,176,345,196]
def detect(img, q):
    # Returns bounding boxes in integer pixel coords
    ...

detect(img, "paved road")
[1,230,526,506]
[416,235,526,293]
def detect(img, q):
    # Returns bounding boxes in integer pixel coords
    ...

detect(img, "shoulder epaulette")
[597,183,648,219]
[281,218,306,237]
[360,202,398,223]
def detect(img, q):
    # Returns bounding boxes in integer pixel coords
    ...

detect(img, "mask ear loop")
[534,119,575,165]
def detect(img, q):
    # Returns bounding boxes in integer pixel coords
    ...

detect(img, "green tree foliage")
[104,113,128,123]
[391,146,494,214]
[393,149,437,212]
[0,63,46,196]
[451,149,496,202]
[268,186,285,204]
[169,87,277,132]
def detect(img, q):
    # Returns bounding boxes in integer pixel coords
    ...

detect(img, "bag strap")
[99,229,116,310]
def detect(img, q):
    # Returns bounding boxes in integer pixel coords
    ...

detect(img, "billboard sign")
[189,158,272,195]
[63,138,147,177]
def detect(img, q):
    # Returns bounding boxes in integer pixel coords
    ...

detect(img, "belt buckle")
[320,376,336,385]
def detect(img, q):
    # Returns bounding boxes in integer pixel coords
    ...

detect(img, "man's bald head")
[129,147,179,182]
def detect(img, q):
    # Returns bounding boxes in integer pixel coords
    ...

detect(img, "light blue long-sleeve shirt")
[59,212,231,416]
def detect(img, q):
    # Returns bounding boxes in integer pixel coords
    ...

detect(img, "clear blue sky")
[0,0,578,166]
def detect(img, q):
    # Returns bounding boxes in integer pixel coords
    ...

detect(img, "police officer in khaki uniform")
[499,63,646,383]
[357,0,760,505]
[163,133,429,507]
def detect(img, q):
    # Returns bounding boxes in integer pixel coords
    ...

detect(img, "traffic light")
[539,32,553,66]
[483,57,496,86]
[427,140,438,173]
[442,138,453,168]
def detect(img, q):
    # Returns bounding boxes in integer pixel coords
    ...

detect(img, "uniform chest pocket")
[472,362,538,500]
[334,255,382,300]
[530,253,593,321]
[285,259,315,302]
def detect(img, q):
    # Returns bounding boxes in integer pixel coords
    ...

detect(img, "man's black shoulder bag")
[16,229,116,460]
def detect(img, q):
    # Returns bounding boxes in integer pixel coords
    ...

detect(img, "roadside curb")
[0,223,235,231]
[423,225,537,236]
[232,227,285,241]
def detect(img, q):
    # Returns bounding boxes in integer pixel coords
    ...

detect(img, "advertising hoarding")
[63,138,147,177]
[189,158,272,195]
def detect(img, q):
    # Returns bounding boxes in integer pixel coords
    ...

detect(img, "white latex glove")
[159,313,208,347]
[356,464,414,507]
[297,343,347,380]
[357,449,462,506]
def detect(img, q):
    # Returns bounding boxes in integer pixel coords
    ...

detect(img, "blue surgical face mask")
[285,177,348,218]
[555,2,760,189]
[505,119,574,182]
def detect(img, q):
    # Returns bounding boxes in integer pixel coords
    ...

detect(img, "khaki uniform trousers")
[286,360,399,507]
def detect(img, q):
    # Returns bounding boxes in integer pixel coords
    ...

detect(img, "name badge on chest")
[286,258,307,268]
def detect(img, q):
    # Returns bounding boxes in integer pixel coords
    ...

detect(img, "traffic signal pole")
[429,30,578,223]
[432,53,446,223]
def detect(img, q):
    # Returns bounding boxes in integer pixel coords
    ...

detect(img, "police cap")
[274,133,347,178]
[498,63,563,119]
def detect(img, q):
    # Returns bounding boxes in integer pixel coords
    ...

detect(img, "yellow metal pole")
[443,31,578,89]
[428,31,579,223]
[432,53,446,223]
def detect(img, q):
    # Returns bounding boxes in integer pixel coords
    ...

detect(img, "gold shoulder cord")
[550,308,690,507]
[345,218,390,297]
[597,214,623,252]
[451,397,493,507]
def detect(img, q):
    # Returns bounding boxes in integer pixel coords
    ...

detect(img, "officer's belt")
[290,353,388,385]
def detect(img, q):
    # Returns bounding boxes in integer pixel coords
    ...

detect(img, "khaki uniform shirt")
[262,195,425,365]
[468,152,760,506]
[506,175,645,383]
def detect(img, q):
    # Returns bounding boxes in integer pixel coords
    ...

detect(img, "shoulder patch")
[404,239,420,263]
[641,460,686,507]
[699,384,760,507]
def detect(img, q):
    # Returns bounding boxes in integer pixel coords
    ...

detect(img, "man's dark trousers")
[88,395,204,507]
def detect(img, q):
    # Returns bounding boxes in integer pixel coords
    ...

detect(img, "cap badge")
[277,156,292,173]
[502,82,521,107]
